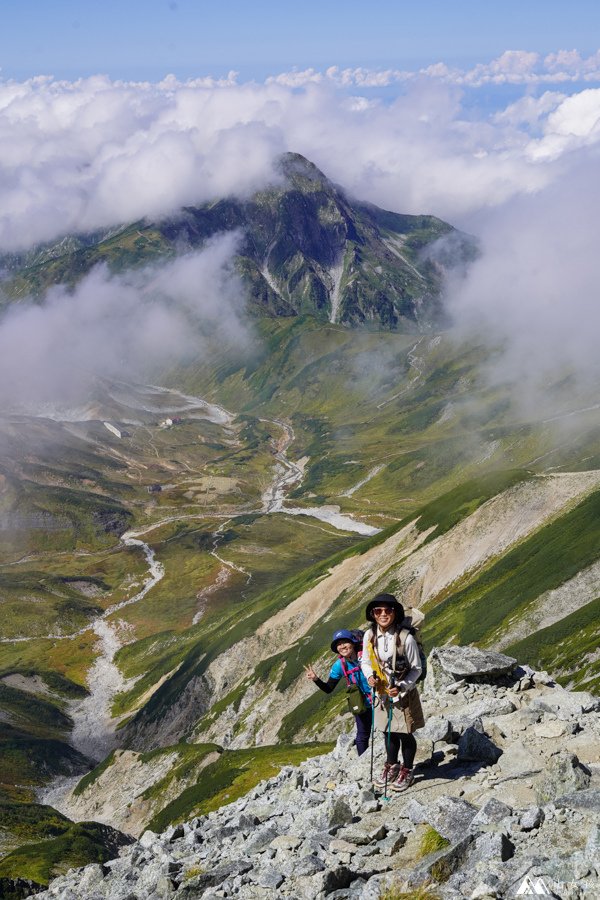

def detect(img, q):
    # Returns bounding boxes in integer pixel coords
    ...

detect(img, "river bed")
[36,390,378,809]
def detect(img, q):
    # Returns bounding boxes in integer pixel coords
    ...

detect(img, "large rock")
[418,715,453,743]
[458,726,503,764]
[458,697,517,721]
[529,689,600,720]
[178,860,252,896]
[534,751,591,804]
[431,646,517,681]
[470,798,513,828]
[466,831,514,866]
[409,796,478,843]
[554,788,600,813]
[326,797,354,829]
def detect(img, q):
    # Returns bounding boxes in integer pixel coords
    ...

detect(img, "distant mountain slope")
[1,153,474,329]
[116,469,600,759]
[46,469,600,851]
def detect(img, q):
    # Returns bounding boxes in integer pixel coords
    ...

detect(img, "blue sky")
[2,0,600,81]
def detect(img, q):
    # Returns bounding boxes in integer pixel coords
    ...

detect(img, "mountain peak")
[3,154,474,330]
[276,152,331,190]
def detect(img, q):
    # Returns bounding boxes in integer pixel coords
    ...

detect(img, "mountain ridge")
[1,153,474,329]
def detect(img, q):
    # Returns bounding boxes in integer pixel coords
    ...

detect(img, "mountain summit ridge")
[2,152,473,330]
[165,151,467,328]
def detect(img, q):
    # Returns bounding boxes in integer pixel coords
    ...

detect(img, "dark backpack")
[399,627,427,683]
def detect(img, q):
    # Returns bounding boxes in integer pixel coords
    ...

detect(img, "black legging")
[385,731,417,768]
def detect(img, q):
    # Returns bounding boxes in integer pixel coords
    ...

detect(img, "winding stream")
[33,386,378,807]
[261,418,379,536]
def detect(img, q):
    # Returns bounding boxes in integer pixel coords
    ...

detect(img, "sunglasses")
[372,606,395,615]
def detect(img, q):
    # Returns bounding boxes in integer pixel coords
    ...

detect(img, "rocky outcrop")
[29,651,600,899]
[425,646,517,691]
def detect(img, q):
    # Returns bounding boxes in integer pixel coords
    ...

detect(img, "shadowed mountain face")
[161,153,468,328]
[1,153,473,329]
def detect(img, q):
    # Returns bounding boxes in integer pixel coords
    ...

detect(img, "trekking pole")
[383,703,393,802]
[369,686,375,783]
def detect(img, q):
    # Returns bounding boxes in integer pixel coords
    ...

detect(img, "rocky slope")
[24,647,600,899]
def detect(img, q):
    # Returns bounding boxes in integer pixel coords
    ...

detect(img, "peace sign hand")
[304,664,318,681]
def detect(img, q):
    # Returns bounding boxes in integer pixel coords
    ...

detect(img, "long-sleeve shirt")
[361,627,422,690]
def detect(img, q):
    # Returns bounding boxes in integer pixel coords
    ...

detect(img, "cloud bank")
[0,233,248,411]
[445,144,600,395]
[2,60,600,253]
[270,49,600,89]
[1,56,600,403]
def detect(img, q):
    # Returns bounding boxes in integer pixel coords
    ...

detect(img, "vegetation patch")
[147,742,332,833]
[0,803,71,849]
[413,469,531,543]
[0,684,72,738]
[0,821,132,886]
[424,488,600,649]
[0,727,88,790]
[419,826,450,857]
[505,595,600,692]
[140,742,222,805]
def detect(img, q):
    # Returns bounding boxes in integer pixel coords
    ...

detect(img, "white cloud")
[266,68,324,87]
[524,88,600,160]
[445,145,600,400]
[493,92,566,130]
[2,64,600,253]
[2,62,600,410]
[0,234,249,410]
[464,50,540,86]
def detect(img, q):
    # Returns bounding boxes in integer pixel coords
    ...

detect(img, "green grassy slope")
[0,820,132,886]
[146,741,332,833]
[423,488,600,649]
[506,596,600,693]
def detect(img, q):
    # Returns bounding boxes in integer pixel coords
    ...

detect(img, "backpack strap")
[340,655,361,686]
[396,627,411,656]
[393,627,414,679]
[391,629,398,675]
[340,656,348,681]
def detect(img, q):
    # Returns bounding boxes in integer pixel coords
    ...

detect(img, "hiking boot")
[391,766,414,792]
[373,763,399,789]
